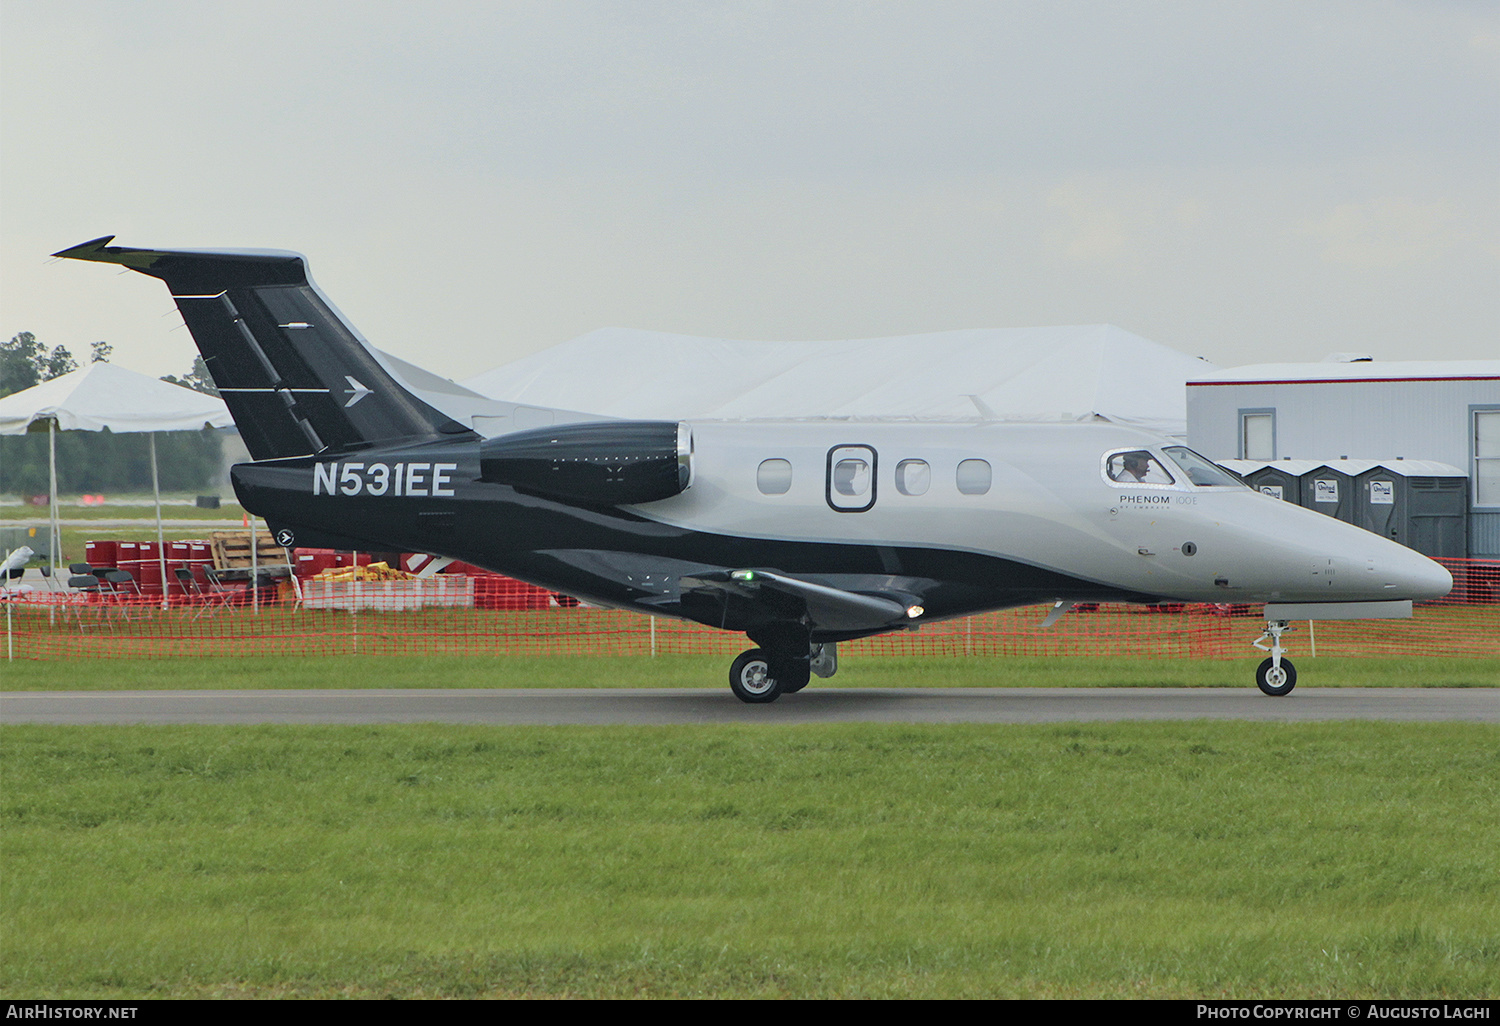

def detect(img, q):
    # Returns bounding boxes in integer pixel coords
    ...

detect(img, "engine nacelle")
[478,420,692,505]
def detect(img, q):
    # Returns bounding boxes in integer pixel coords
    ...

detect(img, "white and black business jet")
[55,238,1452,701]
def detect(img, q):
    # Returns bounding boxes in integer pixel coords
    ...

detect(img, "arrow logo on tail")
[343,376,372,407]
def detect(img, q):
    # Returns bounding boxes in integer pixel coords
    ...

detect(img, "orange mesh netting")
[4,559,1495,662]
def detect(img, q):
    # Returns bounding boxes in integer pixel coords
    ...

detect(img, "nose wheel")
[1252,619,1297,696]
[1255,656,1297,696]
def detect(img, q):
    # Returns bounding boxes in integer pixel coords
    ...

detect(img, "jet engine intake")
[479,420,692,506]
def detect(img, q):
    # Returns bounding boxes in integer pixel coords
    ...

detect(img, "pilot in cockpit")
[1109,451,1174,484]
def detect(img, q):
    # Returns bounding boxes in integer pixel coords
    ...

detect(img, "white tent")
[0,362,233,593]
[463,324,1218,437]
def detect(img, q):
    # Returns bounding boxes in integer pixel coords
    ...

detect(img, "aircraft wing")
[681,569,921,632]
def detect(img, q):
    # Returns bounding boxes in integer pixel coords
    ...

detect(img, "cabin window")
[1106,450,1175,485]
[833,459,870,497]
[955,459,992,495]
[895,459,930,496]
[757,458,793,495]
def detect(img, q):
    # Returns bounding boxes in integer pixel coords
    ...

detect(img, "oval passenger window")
[757,458,793,495]
[956,459,991,495]
[895,459,930,496]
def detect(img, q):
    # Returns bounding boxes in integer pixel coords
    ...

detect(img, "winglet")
[52,236,189,272]
[51,236,153,266]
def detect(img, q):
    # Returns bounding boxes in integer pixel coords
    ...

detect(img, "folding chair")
[96,570,145,624]
[66,573,109,632]
[105,569,140,595]
[201,567,240,613]
[174,566,224,619]
[71,563,116,591]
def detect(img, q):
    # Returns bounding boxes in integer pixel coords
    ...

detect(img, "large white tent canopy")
[0,362,232,436]
[0,363,232,588]
[463,324,1218,438]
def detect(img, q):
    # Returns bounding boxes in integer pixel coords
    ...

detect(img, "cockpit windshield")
[1162,446,1245,488]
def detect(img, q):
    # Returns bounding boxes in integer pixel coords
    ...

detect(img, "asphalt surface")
[2,687,1495,725]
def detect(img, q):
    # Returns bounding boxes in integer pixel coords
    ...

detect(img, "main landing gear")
[1252,619,1297,696]
[727,633,837,703]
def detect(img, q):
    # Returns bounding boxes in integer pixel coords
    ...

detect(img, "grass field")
[2,720,1496,999]
[3,653,1498,690]
[0,499,248,521]
[1,496,251,568]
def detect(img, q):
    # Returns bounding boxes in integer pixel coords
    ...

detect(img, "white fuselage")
[634,419,1452,607]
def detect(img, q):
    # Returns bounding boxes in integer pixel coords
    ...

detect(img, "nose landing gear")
[1252,619,1297,696]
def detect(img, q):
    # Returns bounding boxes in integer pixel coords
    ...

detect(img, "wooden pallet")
[210,530,290,570]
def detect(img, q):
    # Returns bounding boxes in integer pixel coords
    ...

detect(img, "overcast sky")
[3,1,1496,382]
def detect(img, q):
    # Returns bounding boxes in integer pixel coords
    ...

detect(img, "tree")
[1,331,44,397]
[0,332,79,398]
[40,345,77,381]
[90,341,113,363]
[160,354,219,397]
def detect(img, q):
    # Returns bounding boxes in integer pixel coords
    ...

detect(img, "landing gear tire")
[729,649,783,703]
[1256,657,1297,697]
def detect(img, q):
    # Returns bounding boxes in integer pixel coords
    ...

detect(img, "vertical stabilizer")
[54,236,477,460]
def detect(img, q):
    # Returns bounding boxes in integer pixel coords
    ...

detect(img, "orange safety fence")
[3,558,1497,662]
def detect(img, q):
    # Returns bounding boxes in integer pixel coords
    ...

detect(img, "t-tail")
[52,236,478,459]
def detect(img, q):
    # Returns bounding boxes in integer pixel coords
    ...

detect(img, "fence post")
[352,551,359,656]
[650,615,656,657]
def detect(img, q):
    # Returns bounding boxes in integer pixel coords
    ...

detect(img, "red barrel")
[85,540,118,569]
[294,548,338,578]
[139,542,163,593]
[187,542,212,585]
[163,542,191,595]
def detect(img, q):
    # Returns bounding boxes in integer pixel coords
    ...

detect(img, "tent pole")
[151,432,167,611]
[48,418,59,570]
[251,516,259,614]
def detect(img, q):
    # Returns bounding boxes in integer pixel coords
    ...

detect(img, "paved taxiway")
[2,688,1495,725]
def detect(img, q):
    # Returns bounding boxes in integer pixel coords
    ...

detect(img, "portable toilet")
[1408,477,1468,558]
[1297,460,1376,524]
[1354,465,1404,544]
[1352,461,1468,558]
[1246,459,1323,504]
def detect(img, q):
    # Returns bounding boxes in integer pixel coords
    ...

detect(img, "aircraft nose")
[1399,552,1453,601]
[1366,540,1453,602]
